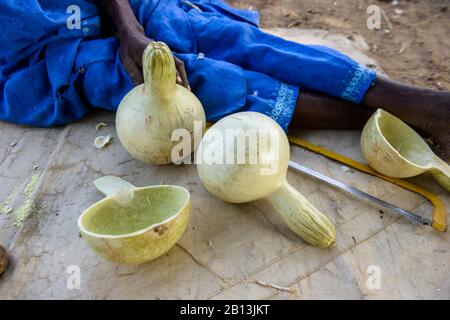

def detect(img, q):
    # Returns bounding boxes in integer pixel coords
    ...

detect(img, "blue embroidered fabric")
[0,0,376,130]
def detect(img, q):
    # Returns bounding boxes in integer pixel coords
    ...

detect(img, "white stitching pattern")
[341,64,376,103]
[270,83,297,125]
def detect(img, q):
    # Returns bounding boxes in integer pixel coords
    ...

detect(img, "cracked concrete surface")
[0,29,449,299]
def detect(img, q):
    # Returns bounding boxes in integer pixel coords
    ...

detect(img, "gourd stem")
[142,42,177,96]
[265,181,336,248]
[93,176,136,197]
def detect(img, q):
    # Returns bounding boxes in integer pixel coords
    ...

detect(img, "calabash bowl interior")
[79,186,190,237]
[376,110,433,167]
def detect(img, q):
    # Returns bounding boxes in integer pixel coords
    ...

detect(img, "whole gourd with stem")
[197,112,336,248]
[116,42,206,164]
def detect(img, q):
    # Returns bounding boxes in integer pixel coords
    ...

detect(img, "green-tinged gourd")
[116,42,205,164]
[197,112,336,248]
[361,109,450,192]
[78,176,190,265]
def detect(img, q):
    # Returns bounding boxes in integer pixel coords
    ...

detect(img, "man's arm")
[98,0,143,38]
[97,0,189,88]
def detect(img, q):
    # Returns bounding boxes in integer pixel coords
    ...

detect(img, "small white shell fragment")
[95,122,108,131]
[94,135,112,149]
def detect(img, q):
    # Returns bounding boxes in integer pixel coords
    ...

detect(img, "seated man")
[0,0,448,158]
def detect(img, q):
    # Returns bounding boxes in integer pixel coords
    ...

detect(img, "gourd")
[197,112,336,248]
[116,42,206,165]
[361,109,450,192]
[78,176,191,265]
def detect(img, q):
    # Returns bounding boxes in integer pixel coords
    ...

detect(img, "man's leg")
[291,82,449,159]
[291,89,373,130]
[187,10,449,156]
[363,75,449,156]
[186,11,376,106]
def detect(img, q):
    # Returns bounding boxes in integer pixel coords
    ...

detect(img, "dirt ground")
[229,0,450,90]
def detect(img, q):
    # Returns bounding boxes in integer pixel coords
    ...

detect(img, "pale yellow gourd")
[361,109,450,192]
[78,176,191,265]
[197,112,336,248]
[116,42,205,165]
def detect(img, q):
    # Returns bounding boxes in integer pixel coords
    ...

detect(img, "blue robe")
[0,0,376,130]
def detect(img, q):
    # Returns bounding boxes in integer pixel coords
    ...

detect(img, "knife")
[288,160,432,226]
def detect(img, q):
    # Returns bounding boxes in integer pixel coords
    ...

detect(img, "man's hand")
[98,0,190,89]
[119,29,190,88]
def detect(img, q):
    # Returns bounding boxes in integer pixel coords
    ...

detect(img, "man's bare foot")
[363,76,450,160]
